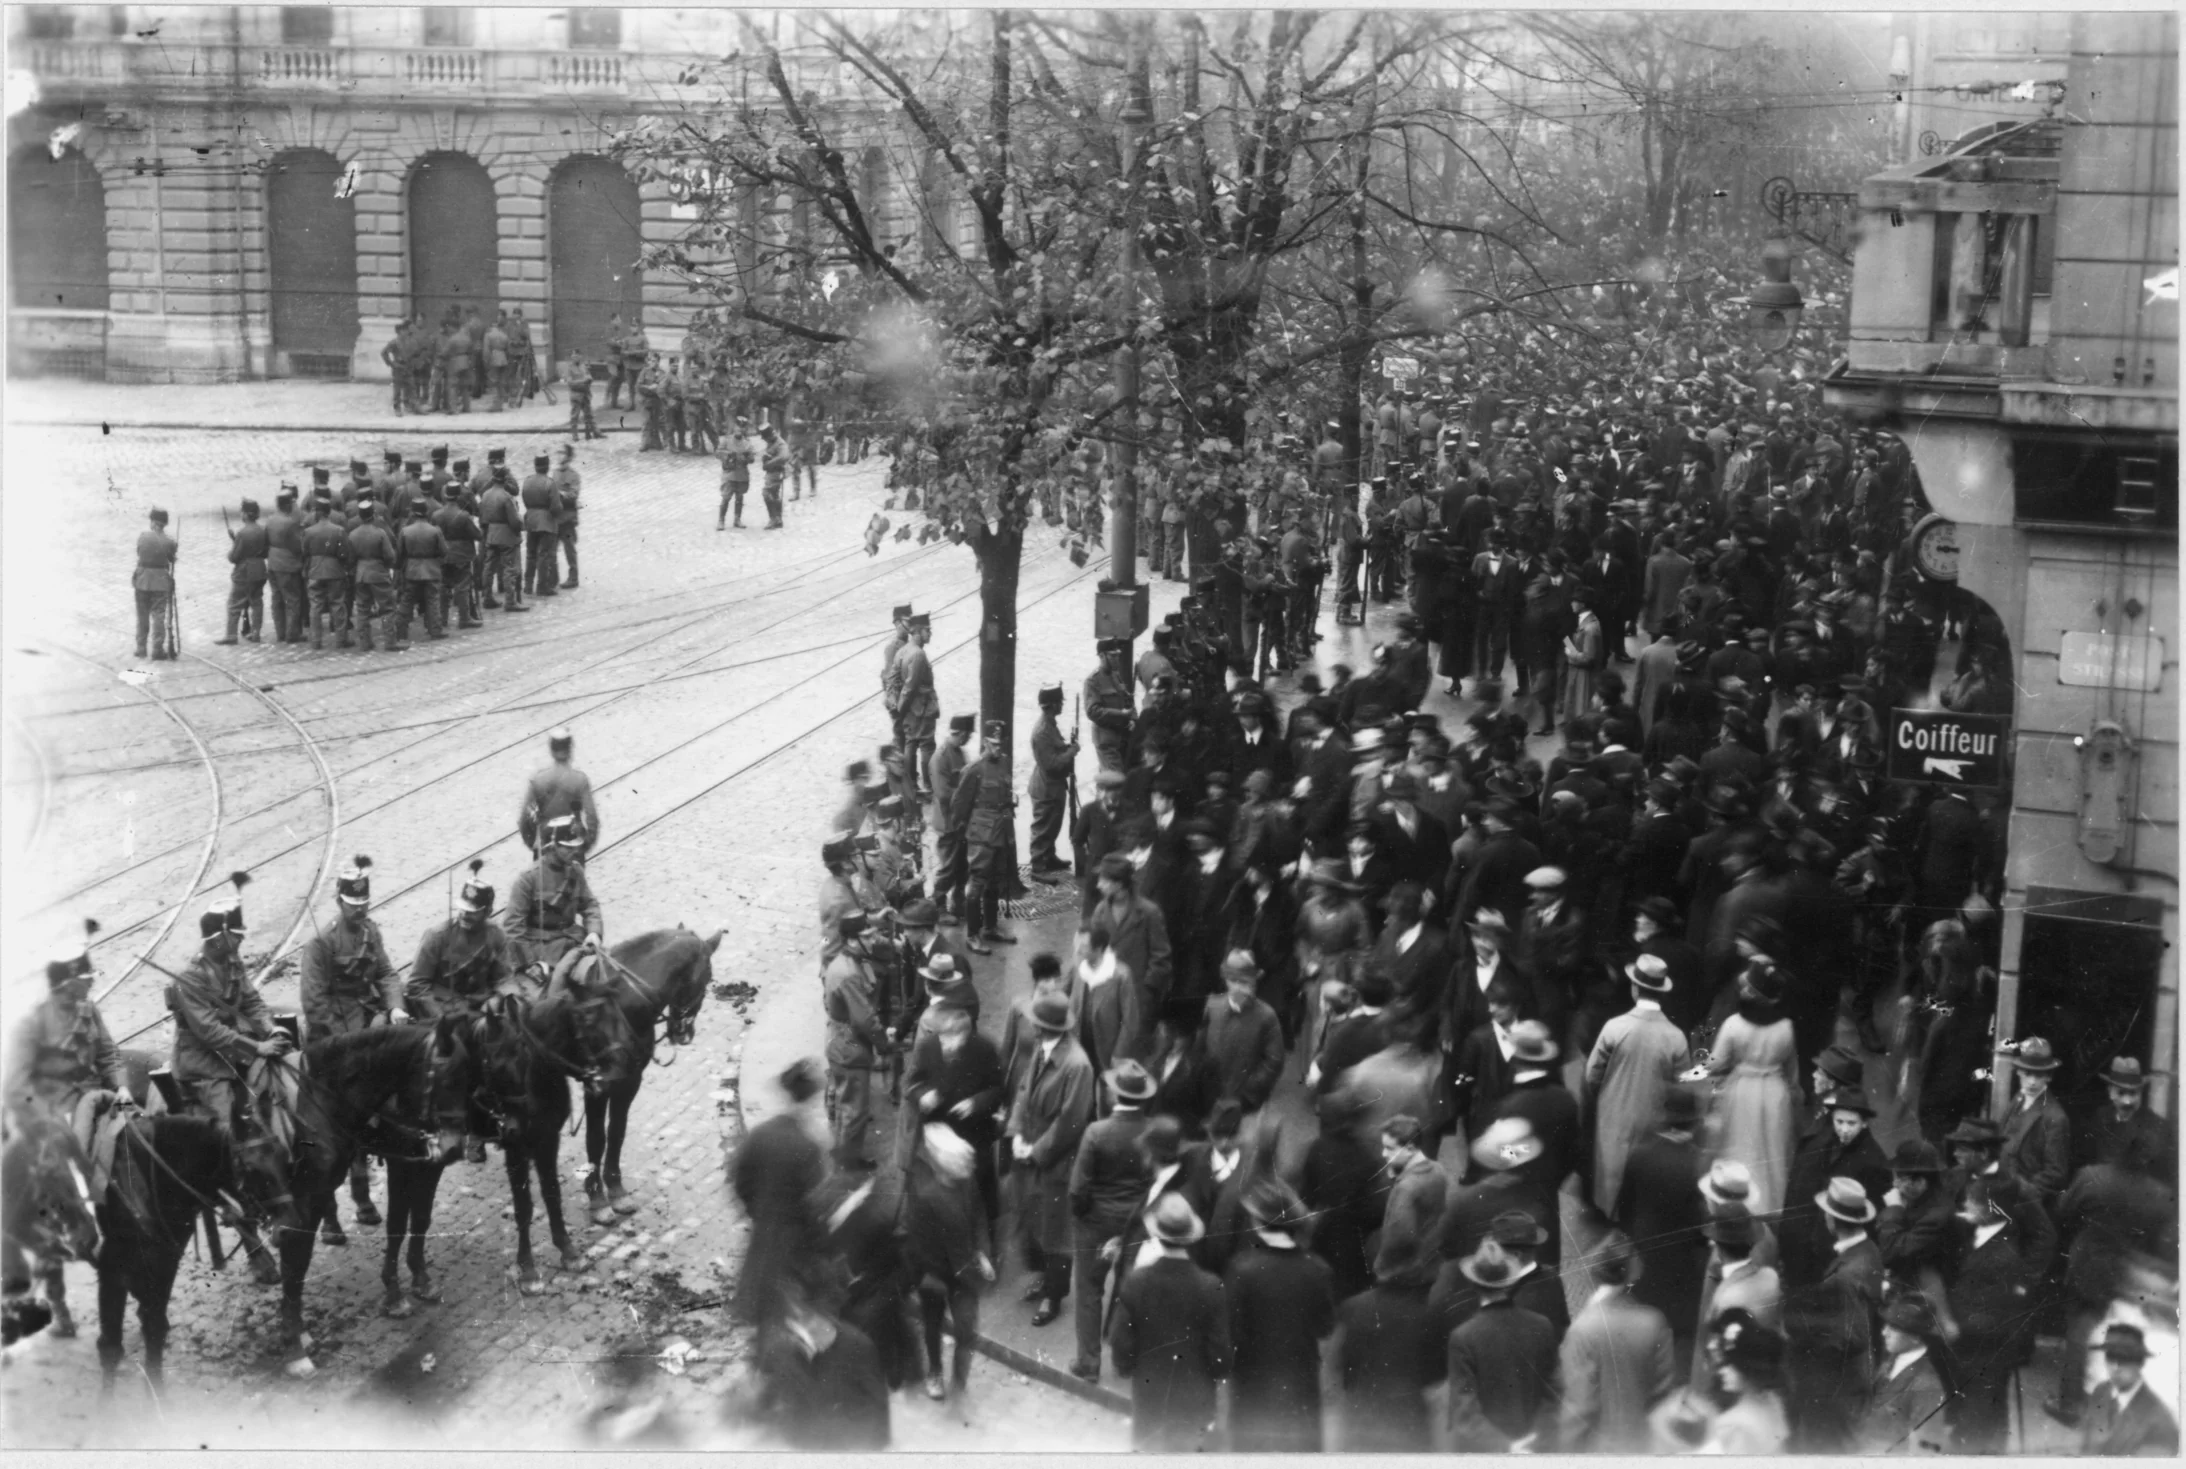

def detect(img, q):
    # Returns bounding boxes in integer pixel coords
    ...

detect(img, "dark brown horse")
[230,1024,468,1375]
[580,927,724,1224]
[438,965,638,1294]
[92,1114,241,1393]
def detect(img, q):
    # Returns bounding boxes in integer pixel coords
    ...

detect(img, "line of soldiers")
[140,442,588,658]
[381,306,547,416]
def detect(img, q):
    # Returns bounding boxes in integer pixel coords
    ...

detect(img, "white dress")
[1705,1010,1799,1216]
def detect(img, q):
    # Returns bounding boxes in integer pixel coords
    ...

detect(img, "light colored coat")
[1558,1286,1678,1452]
[1584,1000,1690,1216]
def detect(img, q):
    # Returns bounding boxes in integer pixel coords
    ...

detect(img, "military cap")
[949,713,976,734]
[533,454,551,471]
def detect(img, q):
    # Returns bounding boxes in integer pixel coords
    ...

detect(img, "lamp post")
[1749,233,1806,354]
[1105,20,1153,655]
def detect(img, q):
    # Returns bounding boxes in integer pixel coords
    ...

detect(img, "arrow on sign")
[1923,757,1972,781]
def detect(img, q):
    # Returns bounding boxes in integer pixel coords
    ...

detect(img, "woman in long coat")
[1223,1182,1338,1450]
[1559,587,1606,722]
[1705,958,1801,1217]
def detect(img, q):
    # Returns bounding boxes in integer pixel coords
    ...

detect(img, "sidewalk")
[4,376,632,435]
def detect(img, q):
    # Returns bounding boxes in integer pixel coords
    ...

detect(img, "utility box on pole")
[1095,583,1149,640]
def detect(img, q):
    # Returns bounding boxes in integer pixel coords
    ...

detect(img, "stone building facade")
[6,5,890,383]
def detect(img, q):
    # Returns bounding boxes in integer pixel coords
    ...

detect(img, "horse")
[91,1113,242,1393]
[579,927,724,1224]
[2,1110,101,1346]
[231,1025,463,1375]
[440,964,637,1294]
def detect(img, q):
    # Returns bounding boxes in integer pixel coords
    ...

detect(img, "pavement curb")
[947,1322,1132,1416]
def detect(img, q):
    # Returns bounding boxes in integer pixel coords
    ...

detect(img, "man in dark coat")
[731,1060,828,1336]
[1618,1087,1711,1362]
[1944,1185,2036,1453]
[2045,1135,2178,1429]
[1446,1250,1560,1450]
[1200,955,1284,1113]
[1066,1059,1155,1381]
[1302,1091,1387,1301]
[1006,993,1097,1325]
[754,1293,891,1450]
[2079,1325,2181,1457]
[1108,1194,1231,1451]
[900,1005,1006,1244]
[1332,1238,1446,1450]
[1223,1180,1337,1451]
[1492,1019,1581,1205]
[1778,1085,1891,1289]
[2076,1056,2175,1180]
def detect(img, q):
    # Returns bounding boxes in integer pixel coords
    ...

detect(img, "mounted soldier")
[3,919,131,1337]
[519,726,600,858]
[407,861,518,1162]
[167,877,287,1281]
[298,855,405,1243]
[502,814,604,985]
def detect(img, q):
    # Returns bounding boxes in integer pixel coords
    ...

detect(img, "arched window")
[547,154,642,364]
[265,147,360,370]
[408,151,499,325]
[8,146,109,312]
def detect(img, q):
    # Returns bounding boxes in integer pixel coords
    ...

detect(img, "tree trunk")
[975,520,1023,746]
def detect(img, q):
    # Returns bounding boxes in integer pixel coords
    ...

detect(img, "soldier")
[661,355,688,453]
[822,911,890,1170]
[404,319,437,413]
[789,417,818,499]
[520,453,560,598]
[638,354,666,452]
[881,603,916,708]
[760,421,790,528]
[482,312,512,411]
[956,721,1017,952]
[553,444,582,590]
[477,459,529,611]
[893,613,940,801]
[423,444,454,502]
[298,856,404,1242]
[432,479,483,630]
[209,498,268,646]
[520,727,601,858]
[439,317,473,414]
[393,499,447,648]
[683,356,716,454]
[132,507,178,661]
[408,860,518,1022]
[1084,637,1136,774]
[509,308,543,404]
[930,714,976,918]
[263,486,307,644]
[346,500,400,652]
[1028,683,1078,881]
[2,919,132,1336]
[302,492,351,650]
[381,320,410,415]
[719,416,754,528]
[168,881,287,1281]
[565,353,599,441]
[390,459,425,525]
[502,814,604,983]
[368,449,402,503]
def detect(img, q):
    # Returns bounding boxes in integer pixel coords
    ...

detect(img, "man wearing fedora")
[1332,1232,1446,1451]
[1998,1034,2073,1206]
[1492,1018,1580,1206]
[1223,1177,1337,1452]
[2047,1125,2176,1431]
[1583,953,1691,1218]
[900,1001,1003,1244]
[1107,1193,1230,1450]
[1004,992,1096,1328]
[1943,1115,2058,1278]
[1557,1230,1678,1453]
[1066,1057,1156,1381]
[1943,1182,2035,1452]
[1444,1116,1553,1269]
[1780,1085,1890,1289]
[1445,1244,1560,1451]
[1783,1175,1886,1449]
[2079,1323,2179,1456]
[1859,1292,1953,1455]
[2079,1054,2174,1181]
[1430,1209,1569,1343]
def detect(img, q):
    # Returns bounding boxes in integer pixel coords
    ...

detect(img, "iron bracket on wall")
[1761,176,1856,264]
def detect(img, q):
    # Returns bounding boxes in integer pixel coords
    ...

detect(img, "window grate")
[288,352,351,380]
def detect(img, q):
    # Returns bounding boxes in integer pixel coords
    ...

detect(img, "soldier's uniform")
[1027,685,1076,877]
[638,361,666,452]
[432,483,482,629]
[408,872,518,1021]
[719,428,753,528]
[821,914,889,1169]
[298,858,401,1234]
[482,319,512,410]
[478,471,528,610]
[892,616,940,800]
[957,726,1017,942]
[168,900,273,1141]
[879,605,913,705]
[439,324,473,414]
[217,503,271,645]
[394,501,447,646]
[520,456,560,598]
[553,456,581,589]
[661,363,687,452]
[390,460,424,525]
[502,816,604,976]
[382,324,410,414]
[132,512,178,661]
[760,428,789,527]
[928,716,974,912]
[565,356,599,441]
[346,505,400,651]
[520,732,601,857]
[1083,640,1136,773]
[301,499,350,650]
[264,493,307,643]
[789,419,817,498]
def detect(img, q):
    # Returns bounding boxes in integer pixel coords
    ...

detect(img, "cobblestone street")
[0,381,1124,1449]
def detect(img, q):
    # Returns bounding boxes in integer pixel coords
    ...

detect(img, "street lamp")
[1749,233,1805,353]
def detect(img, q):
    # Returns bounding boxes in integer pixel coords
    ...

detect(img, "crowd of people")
[732,353,2177,1454]
[127,442,589,659]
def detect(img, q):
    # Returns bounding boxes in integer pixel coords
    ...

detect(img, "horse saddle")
[69,1090,131,1200]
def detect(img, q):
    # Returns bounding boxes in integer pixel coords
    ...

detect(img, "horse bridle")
[595,952,701,1053]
